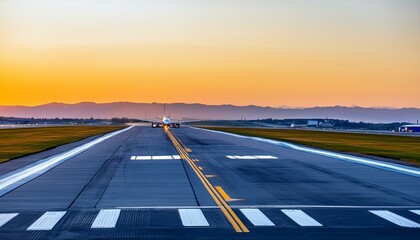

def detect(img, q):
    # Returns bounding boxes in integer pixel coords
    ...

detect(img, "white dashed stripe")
[91,209,121,228]
[234,156,258,159]
[0,213,18,227]
[370,210,420,228]
[27,211,66,230]
[132,156,178,160]
[282,209,322,226]
[410,210,420,216]
[226,155,277,160]
[152,155,173,160]
[254,155,278,159]
[178,209,209,227]
[240,209,275,226]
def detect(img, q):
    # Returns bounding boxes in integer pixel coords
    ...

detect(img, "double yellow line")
[166,129,249,233]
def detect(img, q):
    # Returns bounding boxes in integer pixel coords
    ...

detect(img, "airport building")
[399,125,420,132]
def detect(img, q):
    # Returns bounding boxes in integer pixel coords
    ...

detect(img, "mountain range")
[1,102,419,123]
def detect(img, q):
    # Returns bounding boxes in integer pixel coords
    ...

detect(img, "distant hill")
[0,102,419,123]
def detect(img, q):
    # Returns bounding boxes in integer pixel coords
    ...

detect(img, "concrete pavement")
[0,126,418,239]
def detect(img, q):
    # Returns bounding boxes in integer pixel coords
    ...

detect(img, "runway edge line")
[193,127,420,177]
[0,126,134,197]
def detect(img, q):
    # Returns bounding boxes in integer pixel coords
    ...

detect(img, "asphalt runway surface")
[0,126,419,239]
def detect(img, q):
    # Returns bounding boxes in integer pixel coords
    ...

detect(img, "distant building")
[399,125,420,133]
[290,123,307,128]
[319,122,334,129]
[307,120,319,127]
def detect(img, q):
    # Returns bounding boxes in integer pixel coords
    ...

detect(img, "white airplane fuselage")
[151,117,180,128]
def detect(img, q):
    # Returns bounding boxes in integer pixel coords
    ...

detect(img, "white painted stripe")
[226,155,278,160]
[91,209,121,228]
[27,211,66,230]
[195,127,420,177]
[234,156,258,159]
[282,209,322,226]
[117,205,420,209]
[178,209,209,227]
[254,155,278,159]
[410,210,420,216]
[370,210,420,228]
[132,155,180,160]
[230,205,420,209]
[130,156,136,160]
[152,155,173,160]
[0,126,133,196]
[0,213,18,227]
[240,209,275,226]
[118,206,219,209]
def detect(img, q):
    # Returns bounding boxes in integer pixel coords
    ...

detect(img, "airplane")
[140,105,186,128]
[151,116,180,128]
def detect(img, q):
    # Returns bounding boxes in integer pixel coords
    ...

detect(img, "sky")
[1,0,419,108]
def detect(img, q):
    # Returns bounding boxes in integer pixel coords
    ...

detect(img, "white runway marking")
[370,210,420,228]
[91,209,121,228]
[234,156,258,159]
[178,209,209,227]
[240,209,275,226]
[27,211,66,230]
[410,210,420,216]
[0,213,18,227]
[196,128,420,177]
[281,209,322,226]
[230,205,420,209]
[152,155,173,160]
[118,206,220,209]
[226,155,278,160]
[131,155,180,160]
[254,155,278,159]
[0,126,133,196]
[117,205,420,209]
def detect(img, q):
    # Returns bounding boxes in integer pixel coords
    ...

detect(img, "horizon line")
[0,101,419,110]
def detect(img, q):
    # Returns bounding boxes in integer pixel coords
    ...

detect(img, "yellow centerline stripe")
[215,186,232,201]
[167,133,242,232]
[187,160,249,233]
[166,130,249,233]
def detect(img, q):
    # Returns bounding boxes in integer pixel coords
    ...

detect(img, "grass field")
[0,125,125,164]
[203,127,420,165]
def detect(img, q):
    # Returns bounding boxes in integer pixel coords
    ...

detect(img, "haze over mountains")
[0,102,419,123]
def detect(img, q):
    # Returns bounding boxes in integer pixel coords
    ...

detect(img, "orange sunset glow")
[1,0,419,108]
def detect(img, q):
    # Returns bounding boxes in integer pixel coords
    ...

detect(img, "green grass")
[0,125,125,163]
[203,127,420,165]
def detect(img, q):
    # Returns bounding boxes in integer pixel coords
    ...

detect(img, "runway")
[0,126,419,239]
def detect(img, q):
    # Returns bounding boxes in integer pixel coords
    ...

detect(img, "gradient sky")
[1,0,419,108]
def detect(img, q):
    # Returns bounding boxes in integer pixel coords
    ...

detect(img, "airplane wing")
[137,118,160,123]
[169,118,203,123]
